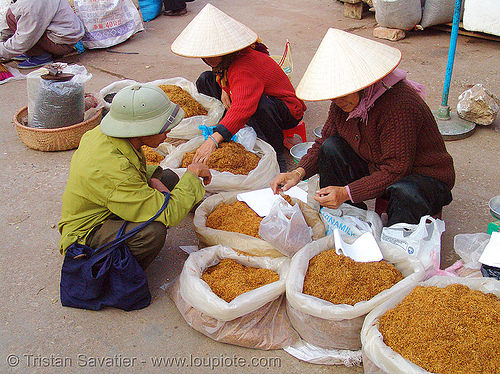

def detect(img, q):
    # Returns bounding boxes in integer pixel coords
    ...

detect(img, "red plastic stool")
[283,120,307,150]
[374,197,442,220]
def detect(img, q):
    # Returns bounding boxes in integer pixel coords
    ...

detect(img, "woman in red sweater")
[271,28,455,226]
[171,4,306,172]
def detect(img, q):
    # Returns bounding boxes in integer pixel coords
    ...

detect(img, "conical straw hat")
[296,28,402,101]
[171,3,258,58]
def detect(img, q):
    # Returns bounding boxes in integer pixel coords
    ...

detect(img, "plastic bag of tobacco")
[167,245,299,350]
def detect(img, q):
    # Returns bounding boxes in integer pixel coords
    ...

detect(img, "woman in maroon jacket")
[171,4,306,172]
[271,28,455,226]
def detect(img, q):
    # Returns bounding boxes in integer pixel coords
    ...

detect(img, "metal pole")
[437,0,463,120]
[434,0,475,140]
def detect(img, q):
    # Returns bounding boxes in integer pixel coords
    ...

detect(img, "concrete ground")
[1,0,499,373]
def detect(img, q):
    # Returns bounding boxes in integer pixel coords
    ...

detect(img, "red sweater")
[219,47,306,135]
[298,81,455,203]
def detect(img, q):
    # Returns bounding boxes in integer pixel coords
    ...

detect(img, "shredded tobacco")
[206,201,262,238]
[378,284,500,374]
[157,84,207,118]
[141,145,164,165]
[303,248,403,306]
[201,258,279,302]
[182,141,260,175]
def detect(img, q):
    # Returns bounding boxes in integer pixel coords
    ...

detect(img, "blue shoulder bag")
[60,193,170,311]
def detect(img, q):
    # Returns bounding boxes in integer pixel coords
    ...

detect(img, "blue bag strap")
[89,192,171,259]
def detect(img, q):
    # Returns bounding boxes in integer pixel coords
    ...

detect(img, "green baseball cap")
[100,84,185,137]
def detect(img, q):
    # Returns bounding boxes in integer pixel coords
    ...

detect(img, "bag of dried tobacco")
[149,78,224,139]
[193,191,325,258]
[285,235,425,351]
[361,276,500,374]
[167,245,299,350]
[99,77,224,135]
[160,137,280,193]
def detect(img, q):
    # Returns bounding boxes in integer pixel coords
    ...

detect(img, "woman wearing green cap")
[58,84,211,269]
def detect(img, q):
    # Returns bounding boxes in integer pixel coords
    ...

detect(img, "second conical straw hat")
[296,28,402,101]
[171,3,258,58]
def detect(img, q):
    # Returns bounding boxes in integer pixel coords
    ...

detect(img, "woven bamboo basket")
[13,106,102,152]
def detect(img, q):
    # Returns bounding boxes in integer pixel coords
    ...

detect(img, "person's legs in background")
[6,8,73,68]
[385,174,452,226]
[196,71,223,99]
[318,135,369,210]
[163,0,190,16]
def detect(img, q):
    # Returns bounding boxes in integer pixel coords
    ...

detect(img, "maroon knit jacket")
[298,81,455,203]
[219,47,306,135]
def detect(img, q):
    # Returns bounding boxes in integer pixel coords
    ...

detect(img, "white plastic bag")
[98,79,138,112]
[234,126,257,152]
[320,204,383,240]
[259,199,313,257]
[159,136,280,193]
[285,235,425,352]
[361,276,500,374]
[380,215,445,276]
[168,245,299,350]
[27,64,92,128]
[463,0,500,37]
[454,232,491,270]
[283,339,363,367]
[194,192,282,257]
[0,0,10,20]
[74,0,144,49]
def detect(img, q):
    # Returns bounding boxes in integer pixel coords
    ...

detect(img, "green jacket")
[58,126,205,253]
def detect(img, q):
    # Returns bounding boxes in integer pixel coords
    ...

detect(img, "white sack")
[194,192,325,258]
[159,136,280,194]
[361,276,500,373]
[286,235,425,350]
[463,0,500,37]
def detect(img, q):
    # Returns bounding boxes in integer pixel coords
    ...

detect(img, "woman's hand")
[270,168,303,194]
[192,132,224,164]
[192,138,217,163]
[313,186,350,209]
[187,162,212,185]
[221,90,231,110]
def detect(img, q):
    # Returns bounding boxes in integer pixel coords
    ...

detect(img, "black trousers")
[196,71,301,171]
[163,0,194,11]
[319,136,452,226]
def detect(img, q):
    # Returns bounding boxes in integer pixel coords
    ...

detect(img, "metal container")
[313,126,323,139]
[489,195,500,220]
[290,142,314,163]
